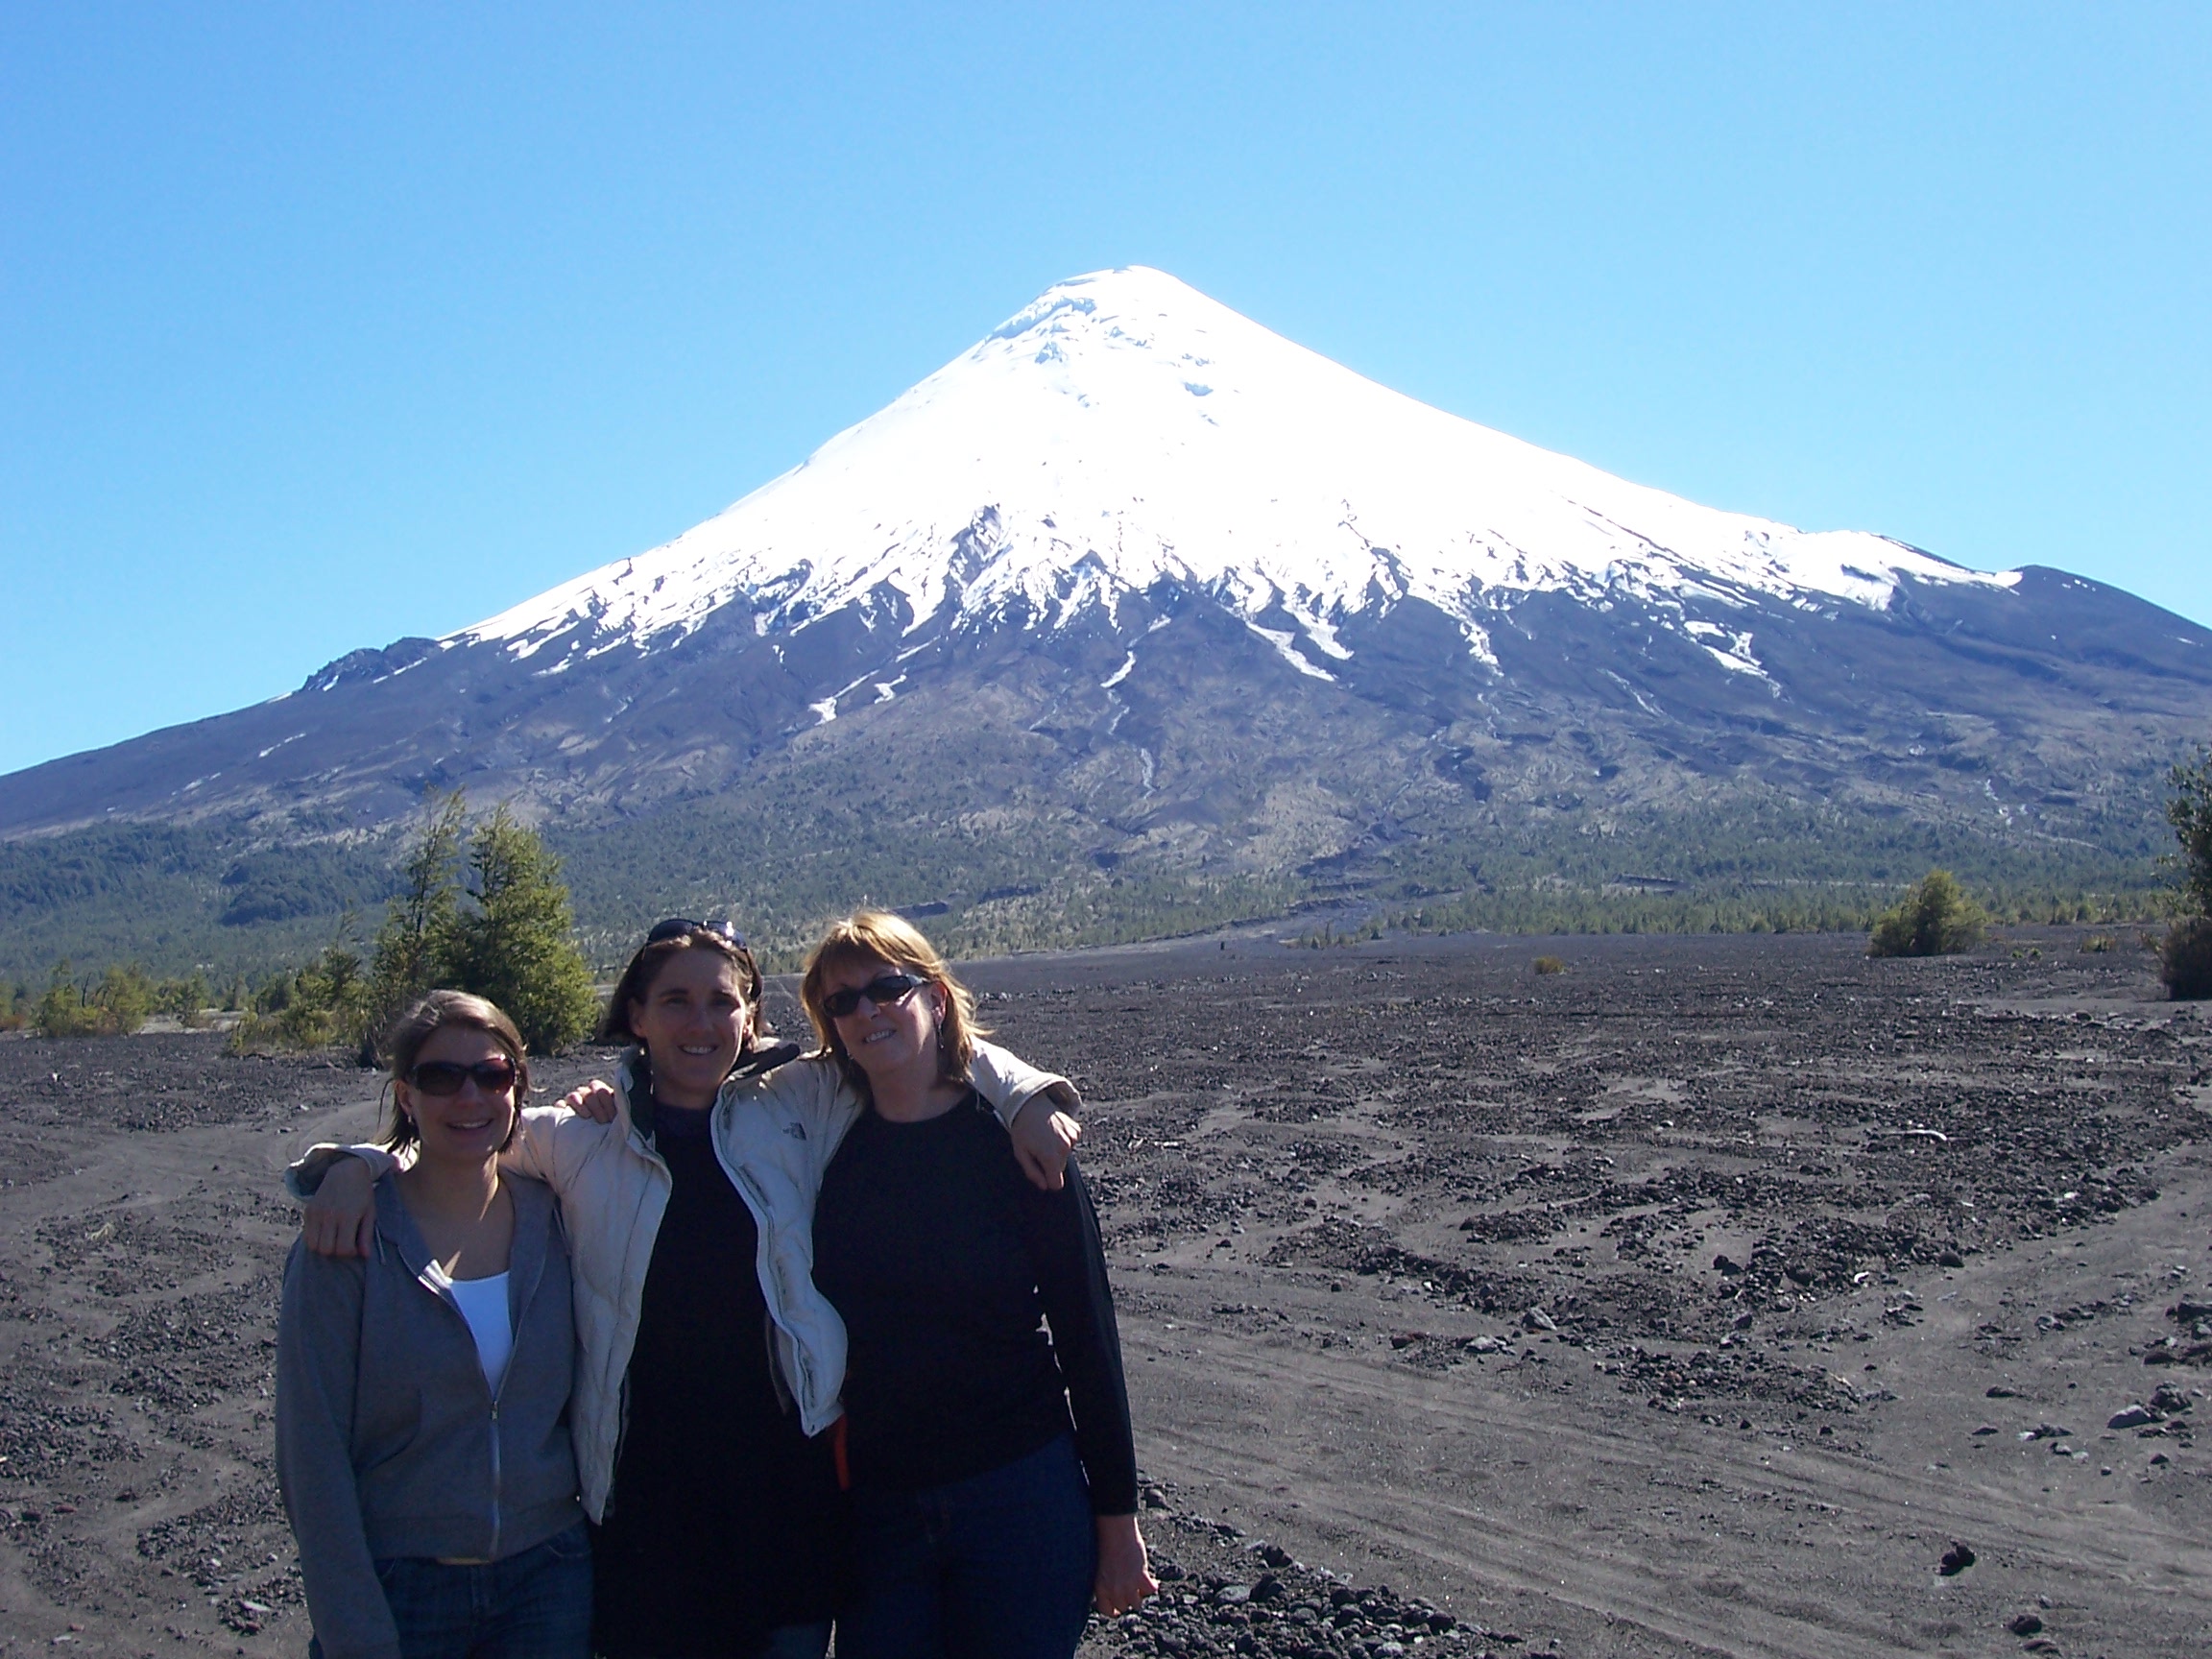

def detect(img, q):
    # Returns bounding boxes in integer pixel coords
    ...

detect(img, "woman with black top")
[293,920,1085,1659]
[803,910,1156,1659]
[579,926,839,1659]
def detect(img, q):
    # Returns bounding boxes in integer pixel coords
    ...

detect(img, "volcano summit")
[4,268,2206,964]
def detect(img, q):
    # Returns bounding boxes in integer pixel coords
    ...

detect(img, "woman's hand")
[1010,1088,1082,1191]
[560,1080,621,1123]
[301,1157,377,1259]
[1094,1514,1157,1618]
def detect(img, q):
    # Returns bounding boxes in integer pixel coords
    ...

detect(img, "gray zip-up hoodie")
[276,1171,581,1659]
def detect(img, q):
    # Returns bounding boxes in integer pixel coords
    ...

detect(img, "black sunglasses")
[822,972,927,1020]
[647,917,747,949]
[407,1058,519,1097]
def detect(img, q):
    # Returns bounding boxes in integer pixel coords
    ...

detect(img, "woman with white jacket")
[291,920,1079,1659]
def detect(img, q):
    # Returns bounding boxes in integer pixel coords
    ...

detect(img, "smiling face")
[392,1023,520,1172]
[820,953,946,1087]
[627,946,753,1109]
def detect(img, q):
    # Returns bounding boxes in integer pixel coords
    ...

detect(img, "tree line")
[8,794,601,1055]
[13,747,2212,1039]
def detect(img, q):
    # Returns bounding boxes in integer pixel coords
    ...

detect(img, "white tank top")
[427,1264,514,1395]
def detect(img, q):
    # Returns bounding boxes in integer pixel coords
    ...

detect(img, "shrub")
[1533,956,1565,975]
[1867,870,1987,958]
[32,960,157,1037]
[226,939,373,1055]
[33,964,97,1037]
[2080,934,2118,953]
[155,972,211,1026]
[2161,917,2212,1001]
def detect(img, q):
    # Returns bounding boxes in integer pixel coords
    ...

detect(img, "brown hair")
[598,923,768,1047]
[799,909,989,1102]
[378,990,531,1154]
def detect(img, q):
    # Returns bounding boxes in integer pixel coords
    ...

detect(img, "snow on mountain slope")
[468,265,2016,675]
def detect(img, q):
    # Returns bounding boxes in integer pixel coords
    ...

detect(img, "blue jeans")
[839,1435,1095,1659]
[310,1520,593,1659]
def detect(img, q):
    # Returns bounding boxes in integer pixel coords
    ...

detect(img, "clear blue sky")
[4,3,2206,779]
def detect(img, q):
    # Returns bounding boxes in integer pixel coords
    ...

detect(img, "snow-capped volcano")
[460,266,2014,687]
[5,266,2207,963]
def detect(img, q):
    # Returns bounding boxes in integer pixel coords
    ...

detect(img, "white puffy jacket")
[286,1041,1074,1522]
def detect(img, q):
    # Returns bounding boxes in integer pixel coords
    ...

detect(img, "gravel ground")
[2,926,2208,1657]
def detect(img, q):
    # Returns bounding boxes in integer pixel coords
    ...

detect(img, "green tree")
[2159,749,2212,998]
[1867,869,1987,958]
[366,790,469,1048]
[444,805,598,1053]
[2167,746,2212,919]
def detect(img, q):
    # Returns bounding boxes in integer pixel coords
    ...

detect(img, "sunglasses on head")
[646,917,747,949]
[407,1057,519,1097]
[821,971,928,1020]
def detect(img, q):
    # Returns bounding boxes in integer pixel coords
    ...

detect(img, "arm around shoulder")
[284,1142,398,1201]
[496,1101,616,1192]
[970,1039,1079,1126]
[972,1040,1083,1190]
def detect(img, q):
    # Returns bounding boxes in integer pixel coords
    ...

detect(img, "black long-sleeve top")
[592,1099,845,1658]
[812,1092,1139,1515]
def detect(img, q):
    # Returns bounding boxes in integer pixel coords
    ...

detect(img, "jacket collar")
[613,1048,655,1146]
[617,1042,804,1149]
[372,1168,557,1320]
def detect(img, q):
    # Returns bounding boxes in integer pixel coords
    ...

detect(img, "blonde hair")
[799,910,991,1101]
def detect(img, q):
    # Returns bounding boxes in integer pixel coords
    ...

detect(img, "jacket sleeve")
[284,1143,399,1200]
[275,1240,402,1659]
[737,1054,854,1178]
[496,1104,611,1195]
[285,1108,605,1203]
[1017,1160,1139,1515]
[970,1040,1081,1130]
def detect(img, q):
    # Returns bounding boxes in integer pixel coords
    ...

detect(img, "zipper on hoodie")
[483,1260,531,1560]
[487,1397,502,1560]
[415,1271,510,1560]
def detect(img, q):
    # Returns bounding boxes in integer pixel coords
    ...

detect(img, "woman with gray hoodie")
[276,990,589,1659]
